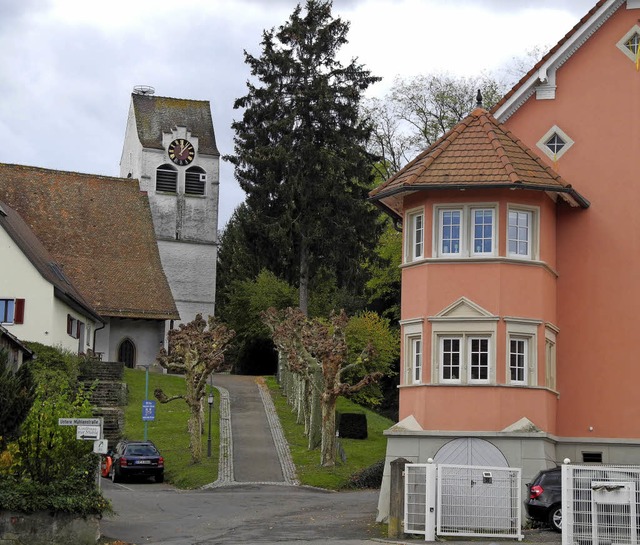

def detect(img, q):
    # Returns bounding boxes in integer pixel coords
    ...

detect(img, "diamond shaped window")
[617,26,640,65]
[545,134,565,156]
[537,126,574,161]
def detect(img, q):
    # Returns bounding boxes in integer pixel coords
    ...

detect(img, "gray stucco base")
[0,511,100,545]
[376,427,640,522]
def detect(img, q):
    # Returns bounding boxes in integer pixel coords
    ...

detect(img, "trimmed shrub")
[337,412,367,439]
[348,459,384,489]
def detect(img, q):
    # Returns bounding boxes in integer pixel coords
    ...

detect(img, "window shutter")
[14,299,25,324]
[67,314,72,335]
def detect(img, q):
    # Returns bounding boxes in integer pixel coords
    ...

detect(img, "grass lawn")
[121,370,393,490]
[122,368,219,489]
[264,376,393,490]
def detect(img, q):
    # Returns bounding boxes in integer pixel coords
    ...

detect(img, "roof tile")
[0,164,179,320]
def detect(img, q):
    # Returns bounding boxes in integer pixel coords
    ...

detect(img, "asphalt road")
[101,478,387,545]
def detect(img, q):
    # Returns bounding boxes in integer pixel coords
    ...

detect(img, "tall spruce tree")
[227,0,381,315]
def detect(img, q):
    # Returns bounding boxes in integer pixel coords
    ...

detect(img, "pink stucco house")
[372,0,640,520]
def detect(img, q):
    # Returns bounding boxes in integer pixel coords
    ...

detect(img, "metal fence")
[405,462,523,541]
[562,464,640,545]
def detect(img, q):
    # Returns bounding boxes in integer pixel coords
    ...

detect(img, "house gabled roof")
[368,108,589,221]
[132,93,220,156]
[0,164,179,321]
[493,0,621,121]
[0,201,102,324]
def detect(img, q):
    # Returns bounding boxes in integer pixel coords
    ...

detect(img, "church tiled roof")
[369,108,589,220]
[0,164,179,320]
[132,94,220,156]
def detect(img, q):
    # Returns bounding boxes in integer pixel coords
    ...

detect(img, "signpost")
[58,416,105,490]
[77,425,101,441]
[93,439,108,454]
[142,400,156,421]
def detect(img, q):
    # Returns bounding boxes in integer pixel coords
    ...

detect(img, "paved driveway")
[101,478,385,545]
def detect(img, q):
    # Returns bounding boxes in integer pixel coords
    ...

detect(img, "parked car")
[107,440,164,483]
[525,467,562,532]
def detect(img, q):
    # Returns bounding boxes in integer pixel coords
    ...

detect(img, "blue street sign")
[142,400,156,422]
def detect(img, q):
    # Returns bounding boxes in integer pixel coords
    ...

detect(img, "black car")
[525,466,562,532]
[108,440,164,483]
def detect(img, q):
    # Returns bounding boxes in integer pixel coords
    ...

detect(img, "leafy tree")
[365,216,402,324]
[154,315,235,463]
[226,0,381,315]
[16,376,95,485]
[264,307,383,467]
[364,72,506,180]
[0,350,35,450]
[222,269,298,374]
[343,311,398,409]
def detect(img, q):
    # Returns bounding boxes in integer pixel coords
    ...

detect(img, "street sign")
[58,418,102,426]
[93,439,108,454]
[142,400,156,422]
[77,425,101,440]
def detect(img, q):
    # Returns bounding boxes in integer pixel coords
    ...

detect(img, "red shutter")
[14,299,25,324]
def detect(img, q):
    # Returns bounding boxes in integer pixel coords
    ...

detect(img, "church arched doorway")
[118,338,136,368]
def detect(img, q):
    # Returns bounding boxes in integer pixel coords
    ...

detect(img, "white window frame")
[507,206,538,260]
[405,208,425,262]
[545,326,558,390]
[505,318,539,386]
[433,204,497,258]
[410,336,422,384]
[430,299,498,385]
[536,125,574,161]
[616,25,640,63]
[401,319,424,385]
[508,336,528,384]
[436,334,491,384]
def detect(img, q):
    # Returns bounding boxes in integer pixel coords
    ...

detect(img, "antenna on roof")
[476,89,483,108]
[133,85,155,96]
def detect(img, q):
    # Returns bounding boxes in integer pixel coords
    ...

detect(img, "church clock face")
[168,139,195,166]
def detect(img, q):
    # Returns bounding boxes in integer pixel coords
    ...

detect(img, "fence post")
[425,459,437,541]
[388,457,409,538]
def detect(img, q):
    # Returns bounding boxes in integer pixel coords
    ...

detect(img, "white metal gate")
[405,462,523,540]
[562,464,640,545]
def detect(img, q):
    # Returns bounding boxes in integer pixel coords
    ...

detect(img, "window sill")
[399,382,559,396]
[401,256,557,276]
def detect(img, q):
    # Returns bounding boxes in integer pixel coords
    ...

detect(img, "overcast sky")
[0,0,595,228]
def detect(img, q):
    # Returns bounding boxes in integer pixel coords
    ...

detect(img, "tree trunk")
[308,367,322,450]
[188,402,203,463]
[320,392,338,467]
[299,236,309,316]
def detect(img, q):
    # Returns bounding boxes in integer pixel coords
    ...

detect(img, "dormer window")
[536,125,574,161]
[156,164,178,193]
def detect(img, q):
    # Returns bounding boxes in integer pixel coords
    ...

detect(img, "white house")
[0,201,102,353]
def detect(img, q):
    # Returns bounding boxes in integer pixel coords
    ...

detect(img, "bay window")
[435,205,496,257]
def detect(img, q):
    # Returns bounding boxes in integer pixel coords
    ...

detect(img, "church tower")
[120,86,219,326]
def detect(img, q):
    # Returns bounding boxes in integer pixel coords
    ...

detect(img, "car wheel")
[548,505,562,533]
[156,473,164,483]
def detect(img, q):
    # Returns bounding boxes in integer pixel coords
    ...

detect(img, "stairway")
[79,361,127,445]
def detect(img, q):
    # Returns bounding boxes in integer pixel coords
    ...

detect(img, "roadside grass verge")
[122,368,219,489]
[264,376,393,490]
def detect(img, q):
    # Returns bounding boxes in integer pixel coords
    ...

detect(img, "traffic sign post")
[77,425,101,441]
[58,416,105,491]
[142,400,156,421]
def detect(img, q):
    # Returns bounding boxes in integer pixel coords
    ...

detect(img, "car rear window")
[125,444,158,456]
